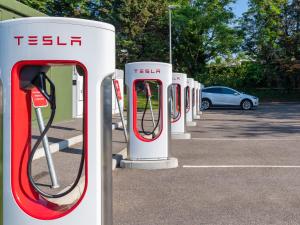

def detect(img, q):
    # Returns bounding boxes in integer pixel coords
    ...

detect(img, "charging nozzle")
[20,66,56,110]
[20,66,50,90]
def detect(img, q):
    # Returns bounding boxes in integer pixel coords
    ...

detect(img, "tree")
[108,0,170,66]
[18,0,103,18]
[172,0,242,76]
[239,0,300,88]
[240,0,288,61]
[283,0,300,60]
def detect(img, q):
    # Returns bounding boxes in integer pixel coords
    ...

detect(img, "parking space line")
[183,165,300,168]
[191,138,300,141]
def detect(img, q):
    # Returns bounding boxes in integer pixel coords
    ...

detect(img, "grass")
[124,93,159,111]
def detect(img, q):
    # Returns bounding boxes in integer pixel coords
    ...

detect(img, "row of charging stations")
[0,16,204,225]
[170,74,203,140]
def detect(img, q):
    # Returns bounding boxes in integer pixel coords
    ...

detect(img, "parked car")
[201,86,259,110]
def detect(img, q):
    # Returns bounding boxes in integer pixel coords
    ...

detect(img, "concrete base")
[172,132,191,140]
[121,157,178,170]
[193,115,201,120]
[186,121,197,127]
[45,177,85,206]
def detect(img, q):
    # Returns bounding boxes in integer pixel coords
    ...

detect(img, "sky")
[232,0,249,18]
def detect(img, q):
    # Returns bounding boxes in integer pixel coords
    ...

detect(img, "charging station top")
[172,73,187,85]
[187,78,195,88]
[0,17,115,32]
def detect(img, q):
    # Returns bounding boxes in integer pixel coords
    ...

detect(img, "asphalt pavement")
[113,103,300,225]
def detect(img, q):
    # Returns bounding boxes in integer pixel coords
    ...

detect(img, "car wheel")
[241,99,252,110]
[202,99,211,110]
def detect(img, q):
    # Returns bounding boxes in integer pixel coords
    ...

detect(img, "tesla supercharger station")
[112,69,124,114]
[186,78,197,126]
[197,82,203,116]
[193,81,201,119]
[121,62,178,170]
[0,17,115,225]
[171,73,191,139]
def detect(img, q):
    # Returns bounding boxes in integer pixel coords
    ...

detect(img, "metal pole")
[113,79,128,142]
[169,8,172,65]
[35,107,59,189]
[148,96,156,127]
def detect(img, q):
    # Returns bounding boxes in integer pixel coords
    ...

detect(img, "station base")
[121,157,178,170]
[172,132,191,140]
[186,121,197,127]
[45,177,85,206]
[194,115,201,120]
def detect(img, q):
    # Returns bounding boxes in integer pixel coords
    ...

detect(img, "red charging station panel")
[113,80,122,100]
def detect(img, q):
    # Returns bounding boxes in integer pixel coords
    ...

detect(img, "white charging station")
[197,82,203,116]
[199,83,204,114]
[171,73,191,139]
[121,62,178,170]
[0,17,115,225]
[112,69,124,114]
[186,78,197,126]
[193,81,201,120]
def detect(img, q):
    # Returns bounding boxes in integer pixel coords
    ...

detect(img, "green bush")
[199,62,265,89]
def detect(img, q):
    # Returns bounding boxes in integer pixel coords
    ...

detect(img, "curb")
[34,120,127,161]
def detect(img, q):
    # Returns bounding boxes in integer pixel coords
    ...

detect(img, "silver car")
[201,86,259,110]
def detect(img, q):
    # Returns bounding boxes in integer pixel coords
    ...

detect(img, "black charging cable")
[185,87,190,113]
[141,83,161,137]
[27,72,85,199]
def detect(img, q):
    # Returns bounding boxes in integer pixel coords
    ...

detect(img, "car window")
[221,88,236,95]
[203,88,222,93]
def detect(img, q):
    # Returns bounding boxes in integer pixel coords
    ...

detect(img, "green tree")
[18,0,102,19]
[239,0,300,88]
[109,0,170,66]
[240,0,288,61]
[172,0,242,76]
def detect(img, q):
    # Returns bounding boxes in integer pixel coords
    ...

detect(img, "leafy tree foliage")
[240,0,300,88]
[172,0,242,75]
[108,0,170,66]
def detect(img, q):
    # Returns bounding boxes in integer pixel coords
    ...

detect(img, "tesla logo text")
[14,36,82,46]
[134,68,161,74]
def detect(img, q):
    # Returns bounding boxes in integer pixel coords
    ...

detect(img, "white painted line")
[191,138,300,141]
[183,165,300,168]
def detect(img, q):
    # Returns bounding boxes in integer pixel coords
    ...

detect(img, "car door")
[220,88,242,106]
[206,88,224,105]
